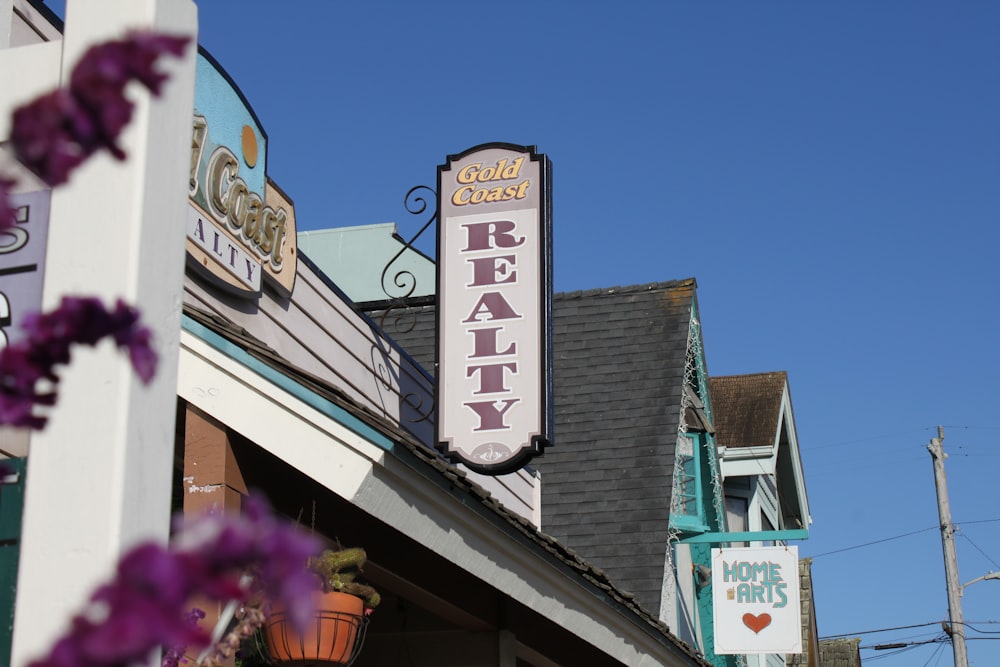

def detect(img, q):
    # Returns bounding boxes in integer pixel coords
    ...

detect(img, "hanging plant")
[308,548,381,610]
[264,547,379,666]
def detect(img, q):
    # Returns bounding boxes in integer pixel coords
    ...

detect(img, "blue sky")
[53,1,1000,664]
[194,3,1000,665]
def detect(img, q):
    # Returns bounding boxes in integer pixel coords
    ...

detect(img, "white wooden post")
[6,1,197,664]
[0,0,12,49]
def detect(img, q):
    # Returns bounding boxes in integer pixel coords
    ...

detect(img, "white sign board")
[436,143,553,474]
[711,546,802,654]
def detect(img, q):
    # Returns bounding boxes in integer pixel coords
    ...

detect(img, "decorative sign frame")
[711,546,802,654]
[436,143,553,474]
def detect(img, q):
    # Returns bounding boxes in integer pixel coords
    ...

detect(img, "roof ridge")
[555,278,697,300]
[710,370,788,381]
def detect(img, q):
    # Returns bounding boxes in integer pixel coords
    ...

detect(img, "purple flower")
[9,31,189,186]
[27,496,322,667]
[0,297,158,429]
[174,495,323,632]
[162,608,205,667]
[27,546,211,667]
[116,319,157,383]
[9,91,91,187]
[0,343,55,430]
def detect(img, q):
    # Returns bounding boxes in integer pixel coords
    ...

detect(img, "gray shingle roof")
[373,279,699,616]
[538,280,696,614]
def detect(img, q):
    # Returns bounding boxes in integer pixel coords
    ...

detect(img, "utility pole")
[928,426,968,667]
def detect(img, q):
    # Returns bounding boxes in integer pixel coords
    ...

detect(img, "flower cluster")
[162,609,206,667]
[8,31,189,188]
[0,296,157,429]
[173,496,325,634]
[0,32,187,425]
[28,496,321,667]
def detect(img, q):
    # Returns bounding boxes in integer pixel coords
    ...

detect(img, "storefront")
[172,49,710,659]
[3,2,711,664]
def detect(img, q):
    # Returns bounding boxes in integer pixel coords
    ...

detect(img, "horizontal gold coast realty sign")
[186,52,296,299]
[436,143,553,475]
[712,546,802,654]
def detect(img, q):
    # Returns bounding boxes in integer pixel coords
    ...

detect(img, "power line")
[864,635,1000,648]
[862,638,944,662]
[922,641,947,667]
[806,427,933,451]
[806,425,1000,452]
[808,518,1000,559]
[819,620,1000,640]
[961,622,1000,635]
[821,621,942,639]
[811,526,937,558]
[959,518,1000,527]
[861,636,945,651]
[804,450,927,476]
[957,530,1000,570]
[938,425,1000,432]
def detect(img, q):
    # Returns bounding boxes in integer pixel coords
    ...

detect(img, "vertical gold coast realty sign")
[436,143,553,475]
[186,51,296,298]
[712,546,802,655]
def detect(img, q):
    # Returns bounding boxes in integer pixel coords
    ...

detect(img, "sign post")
[10,1,198,663]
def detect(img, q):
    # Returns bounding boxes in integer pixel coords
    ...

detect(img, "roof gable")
[709,371,812,530]
[708,371,787,448]
[538,280,698,615]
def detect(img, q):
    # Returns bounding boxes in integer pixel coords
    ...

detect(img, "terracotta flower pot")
[265,591,365,665]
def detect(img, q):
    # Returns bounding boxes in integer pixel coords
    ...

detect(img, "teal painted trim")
[671,515,710,533]
[687,432,707,527]
[679,529,810,544]
[690,543,717,663]
[182,316,395,452]
[685,305,727,536]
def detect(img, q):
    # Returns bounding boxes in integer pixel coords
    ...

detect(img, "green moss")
[309,547,381,609]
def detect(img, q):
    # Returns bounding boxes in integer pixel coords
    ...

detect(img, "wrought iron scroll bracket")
[378,184,437,306]
[375,185,437,425]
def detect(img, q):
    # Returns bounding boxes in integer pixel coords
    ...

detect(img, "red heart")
[742,613,772,634]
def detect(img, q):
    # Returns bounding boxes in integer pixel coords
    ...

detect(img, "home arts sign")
[436,143,553,475]
[712,546,802,654]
